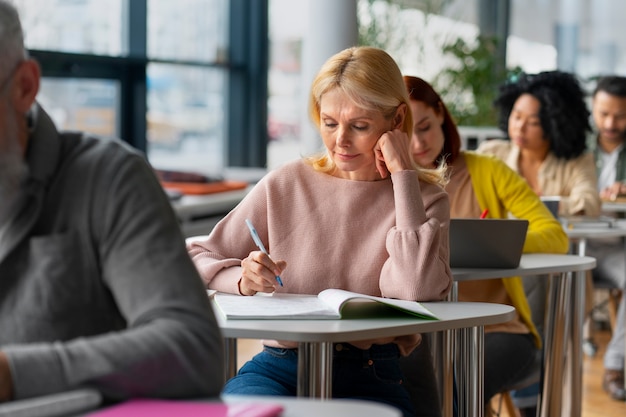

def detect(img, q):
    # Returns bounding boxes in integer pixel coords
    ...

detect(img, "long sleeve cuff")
[4,344,68,399]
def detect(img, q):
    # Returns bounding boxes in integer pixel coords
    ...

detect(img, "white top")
[598,144,623,191]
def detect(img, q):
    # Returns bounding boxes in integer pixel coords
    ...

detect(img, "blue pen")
[245,219,284,287]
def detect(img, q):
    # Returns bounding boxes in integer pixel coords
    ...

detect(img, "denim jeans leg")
[223,343,416,417]
[222,347,298,396]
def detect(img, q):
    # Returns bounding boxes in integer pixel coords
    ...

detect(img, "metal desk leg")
[622,299,626,397]
[540,272,571,417]
[565,268,586,417]
[297,341,333,398]
[224,338,238,381]
[431,283,457,417]
[562,239,587,417]
[431,329,454,417]
[615,239,626,394]
[457,326,484,417]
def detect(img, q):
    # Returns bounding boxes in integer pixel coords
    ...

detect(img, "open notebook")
[213,289,438,320]
[449,218,528,268]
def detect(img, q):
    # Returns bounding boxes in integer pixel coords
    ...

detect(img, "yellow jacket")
[463,151,570,347]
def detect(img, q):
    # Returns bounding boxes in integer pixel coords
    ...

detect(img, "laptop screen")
[449,218,528,268]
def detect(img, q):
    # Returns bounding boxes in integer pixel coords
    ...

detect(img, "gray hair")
[0,0,27,76]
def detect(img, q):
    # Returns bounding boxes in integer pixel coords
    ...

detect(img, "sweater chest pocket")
[22,232,95,321]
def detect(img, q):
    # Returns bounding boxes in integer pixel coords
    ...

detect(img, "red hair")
[403,75,461,164]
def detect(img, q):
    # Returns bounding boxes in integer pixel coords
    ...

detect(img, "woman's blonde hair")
[305,46,447,186]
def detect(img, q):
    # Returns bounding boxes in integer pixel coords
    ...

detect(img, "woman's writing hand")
[374,129,416,178]
[239,251,286,296]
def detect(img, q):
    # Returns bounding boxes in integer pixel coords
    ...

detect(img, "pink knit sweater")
[188,160,452,353]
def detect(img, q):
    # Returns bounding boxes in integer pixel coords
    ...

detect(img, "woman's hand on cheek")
[375,129,415,177]
[374,144,390,178]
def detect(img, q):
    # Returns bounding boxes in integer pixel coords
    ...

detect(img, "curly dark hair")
[494,71,591,159]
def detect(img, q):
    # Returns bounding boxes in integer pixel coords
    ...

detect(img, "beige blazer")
[477,139,601,217]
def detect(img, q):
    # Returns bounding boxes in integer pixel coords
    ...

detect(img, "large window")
[15,0,268,176]
[266,0,303,168]
[15,0,125,55]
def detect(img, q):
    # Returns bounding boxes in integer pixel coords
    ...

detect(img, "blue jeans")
[223,343,416,417]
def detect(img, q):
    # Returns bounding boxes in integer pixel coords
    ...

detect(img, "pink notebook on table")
[86,399,283,417]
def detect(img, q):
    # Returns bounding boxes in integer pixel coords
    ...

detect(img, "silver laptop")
[449,218,528,268]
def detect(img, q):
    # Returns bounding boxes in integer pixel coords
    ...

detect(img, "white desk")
[171,188,249,219]
[171,188,250,237]
[601,201,626,213]
[90,396,402,417]
[215,301,514,417]
[566,227,626,248]
[169,167,265,229]
[0,390,402,417]
[223,394,402,417]
[451,253,595,281]
[450,253,596,417]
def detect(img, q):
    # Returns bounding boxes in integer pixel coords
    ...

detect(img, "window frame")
[29,0,269,169]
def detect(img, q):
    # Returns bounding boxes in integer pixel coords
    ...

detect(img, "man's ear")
[12,59,40,114]
[394,102,408,129]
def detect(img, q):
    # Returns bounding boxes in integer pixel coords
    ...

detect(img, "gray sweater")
[0,105,224,400]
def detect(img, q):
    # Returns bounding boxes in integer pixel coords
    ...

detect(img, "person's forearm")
[0,351,14,402]
[4,317,223,400]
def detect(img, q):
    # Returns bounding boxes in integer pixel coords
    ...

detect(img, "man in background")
[0,0,223,403]
[586,75,626,401]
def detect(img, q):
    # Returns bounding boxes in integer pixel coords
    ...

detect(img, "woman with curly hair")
[477,70,602,415]
[477,70,601,217]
